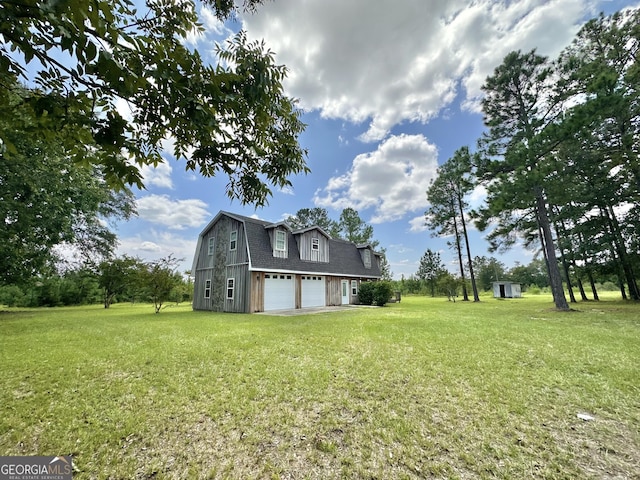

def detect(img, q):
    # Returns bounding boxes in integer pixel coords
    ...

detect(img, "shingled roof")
[204,211,382,278]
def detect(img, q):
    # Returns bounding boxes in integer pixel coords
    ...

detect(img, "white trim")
[229,230,238,251]
[226,278,235,299]
[275,229,287,251]
[249,267,380,279]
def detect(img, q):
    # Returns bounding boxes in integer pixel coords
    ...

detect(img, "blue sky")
[114,0,639,279]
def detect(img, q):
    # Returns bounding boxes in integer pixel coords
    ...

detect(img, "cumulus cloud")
[409,215,428,233]
[140,162,174,189]
[136,194,210,230]
[117,231,198,272]
[314,134,438,223]
[240,0,592,140]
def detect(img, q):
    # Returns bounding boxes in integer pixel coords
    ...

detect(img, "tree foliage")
[427,147,480,301]
[470,8,640,304]
[285,208,340,236]
[472,256,507,292]
[416,249,446,297]
[0,84,136,285]
[477,50,570,310]
[338,208,376,246]
[98,255,141,308]
[0,0,307,205]
[139,255,184,313]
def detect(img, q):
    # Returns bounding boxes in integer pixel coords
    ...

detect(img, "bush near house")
[358,281,394,306]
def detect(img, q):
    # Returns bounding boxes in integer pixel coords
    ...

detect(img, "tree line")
[0,255,191,313]
[424,9,640,309]
[403,252,625,299]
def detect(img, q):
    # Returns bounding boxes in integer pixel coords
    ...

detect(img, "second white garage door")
[264,273,295,311]
[301,276,326,308]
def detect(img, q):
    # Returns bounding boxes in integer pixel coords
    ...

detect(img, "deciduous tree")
[0,0,307,205]
[0,90,136,285]
[139,255,183,313]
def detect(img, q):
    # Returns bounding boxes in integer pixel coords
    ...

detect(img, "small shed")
[493,281,522,298]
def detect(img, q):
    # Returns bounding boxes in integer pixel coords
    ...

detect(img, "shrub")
[357,281,394,306]
[0,285,25,307]
[526,285,541,295]
[358,282,375,305]
[373,281,394,306]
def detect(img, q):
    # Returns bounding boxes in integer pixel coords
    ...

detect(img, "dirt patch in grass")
[553,414,640,479]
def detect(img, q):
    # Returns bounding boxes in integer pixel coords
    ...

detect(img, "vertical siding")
[326,276,342,306]
[224,264,249,313]
[295,275,302,309]
[193,215,250,312]
[250,272,265,313]
[298,231,329,262]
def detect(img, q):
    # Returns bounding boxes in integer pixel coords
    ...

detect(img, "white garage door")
[301,276,325,308]
[264,273,295,311]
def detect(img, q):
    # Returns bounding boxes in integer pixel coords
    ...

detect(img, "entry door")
[341,280,349,305]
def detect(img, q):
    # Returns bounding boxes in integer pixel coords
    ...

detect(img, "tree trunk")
[577,232,598,301]
[604,204,640,300]
[576,275,588,301]
[553,216,576,303]
[458,193,480,302]
[451,212,469,301]
[534,187,569,310]
[587,269,599,301]
[562,257,577,303]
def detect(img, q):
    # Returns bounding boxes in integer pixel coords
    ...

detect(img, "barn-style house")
[192,211,383,313]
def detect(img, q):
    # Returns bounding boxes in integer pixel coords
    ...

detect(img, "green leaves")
[1,0,307,206]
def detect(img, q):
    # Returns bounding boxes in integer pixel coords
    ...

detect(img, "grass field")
[1,294,639,479]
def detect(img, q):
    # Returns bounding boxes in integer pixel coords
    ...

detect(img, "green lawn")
[1,295,639,479]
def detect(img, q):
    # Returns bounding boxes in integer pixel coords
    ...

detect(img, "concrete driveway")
[255,305,358,316]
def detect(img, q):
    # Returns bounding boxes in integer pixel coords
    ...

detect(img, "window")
[351,280,358,295]
[208,238,215,255]
[230,230,237,251]
[364,249,371,268]
[226,278,235,299]
[275,230,286,251]
[204,280,211,299]
[311,237,319,251]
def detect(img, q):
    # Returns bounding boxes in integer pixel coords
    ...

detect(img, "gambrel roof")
[193,211,382,278]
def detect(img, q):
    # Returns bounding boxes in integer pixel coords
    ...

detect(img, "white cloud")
[467,184,488,210]
[241,0,593,141]
[409,215,428,233]
[140,161,174,189]
[200,6,230,35]
[117,231,198,273]
[313,134,438,222]
[136,194,210,230]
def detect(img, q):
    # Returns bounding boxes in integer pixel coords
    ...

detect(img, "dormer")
[357,244,375,269]
[265,221,291,258]
[293,226,330,263]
